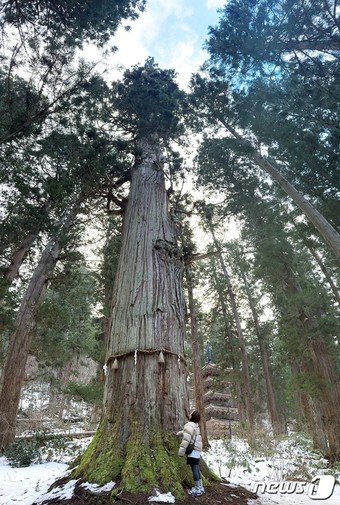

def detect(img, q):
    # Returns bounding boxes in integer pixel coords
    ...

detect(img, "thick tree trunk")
[209,228,254,427]
[0,205,78,450]
[185,266,209,448]
[308,338,340,462]
[221,121,340,258]
[72,139,217,498]
[239,270,284,435]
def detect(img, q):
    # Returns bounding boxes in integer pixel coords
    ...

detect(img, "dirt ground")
[40,480,259,505]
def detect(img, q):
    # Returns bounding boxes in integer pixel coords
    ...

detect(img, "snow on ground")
[1,432,340,505]
[204,436,340,505]
[19,384,50,412]
[0,457,69,505]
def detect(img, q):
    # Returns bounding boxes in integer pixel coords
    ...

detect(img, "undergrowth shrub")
[4,439,41,467]
[4,432,71,467]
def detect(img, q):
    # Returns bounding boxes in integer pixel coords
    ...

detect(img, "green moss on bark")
[72,421,124,484]
[118,429,191,498]
[71,421,219,500]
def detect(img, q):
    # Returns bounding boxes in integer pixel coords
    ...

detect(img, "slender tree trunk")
[90,403,102,425]
[2,201,52,287]
[298,383,317,435]
[221,121,340,258]
[58,360,73,421]
[185,266,209,448]
[72,138,217,498]
[292,360,328,454]
[2,232,36,284]
[0,204,78,450]
[290,217,340,305]
[307,246,340,305]
[238,269,284,435]
[211,265,245,423]
[311,398,329,454]
[284,263,340,461]
[209,227,254,427]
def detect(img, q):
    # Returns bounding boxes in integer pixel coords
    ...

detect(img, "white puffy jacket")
[178,421,202,456]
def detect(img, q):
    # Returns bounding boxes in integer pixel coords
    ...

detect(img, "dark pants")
[187,457,201,482]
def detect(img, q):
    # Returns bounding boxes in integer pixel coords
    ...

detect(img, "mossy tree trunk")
[73,138,217,498]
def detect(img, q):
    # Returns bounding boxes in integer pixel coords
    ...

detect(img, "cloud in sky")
[206,0,226,8]
[84,0,222,88]
[112,0,201,87]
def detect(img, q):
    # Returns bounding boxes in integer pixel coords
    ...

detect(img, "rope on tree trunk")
[105,348,187,366]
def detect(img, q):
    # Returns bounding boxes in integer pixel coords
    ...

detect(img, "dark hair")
[190,410,200,423]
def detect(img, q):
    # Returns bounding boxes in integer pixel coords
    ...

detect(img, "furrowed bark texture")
[73,139,218,498]
[0,205,78,450]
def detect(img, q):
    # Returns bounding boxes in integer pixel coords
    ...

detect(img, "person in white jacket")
[177,410,204,496]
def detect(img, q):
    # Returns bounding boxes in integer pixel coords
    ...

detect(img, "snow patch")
[148,489,176,503]
[35,479,79,503]
[80,480,116,493]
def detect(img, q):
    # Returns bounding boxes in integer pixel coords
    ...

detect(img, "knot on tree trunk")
[154,239,182,261]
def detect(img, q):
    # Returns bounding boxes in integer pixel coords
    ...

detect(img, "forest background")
[0,0,339,502]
